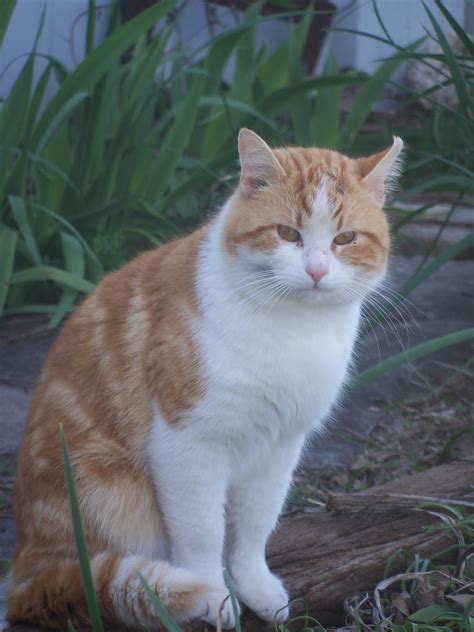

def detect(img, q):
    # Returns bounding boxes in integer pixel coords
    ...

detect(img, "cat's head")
[222,129,403,306]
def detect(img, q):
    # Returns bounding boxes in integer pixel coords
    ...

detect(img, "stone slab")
[0,387,30,456]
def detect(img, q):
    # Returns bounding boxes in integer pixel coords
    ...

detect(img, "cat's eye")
[333,231,356,246]
[277,225,300,242]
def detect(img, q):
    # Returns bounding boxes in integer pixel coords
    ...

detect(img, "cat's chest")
[195,303,359,433]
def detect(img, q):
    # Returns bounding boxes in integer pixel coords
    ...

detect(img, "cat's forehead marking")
[275,147,351,227]
[309,174,344,223]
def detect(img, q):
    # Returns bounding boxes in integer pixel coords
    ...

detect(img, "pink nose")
[306,265,328,285]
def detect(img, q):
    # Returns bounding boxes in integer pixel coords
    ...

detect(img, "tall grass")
[0,0,398,320]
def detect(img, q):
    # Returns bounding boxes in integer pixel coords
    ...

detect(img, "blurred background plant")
[0,0,472,351]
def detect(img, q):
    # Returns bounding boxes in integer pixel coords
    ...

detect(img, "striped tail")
[8,553,207,629]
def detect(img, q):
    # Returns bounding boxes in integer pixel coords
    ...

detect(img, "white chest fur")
[188,226,361,473]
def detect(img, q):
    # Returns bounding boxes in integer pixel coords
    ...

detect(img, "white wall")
[0,0,109,104]
[0,0,469,104]
[328,0,467,75]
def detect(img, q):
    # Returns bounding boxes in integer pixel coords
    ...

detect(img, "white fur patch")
[110,556,145,626]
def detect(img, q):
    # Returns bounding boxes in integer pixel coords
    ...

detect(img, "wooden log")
[6,461,474,632]
[186,461,474,631]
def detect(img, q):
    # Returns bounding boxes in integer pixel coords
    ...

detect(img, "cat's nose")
[305,265,328,285]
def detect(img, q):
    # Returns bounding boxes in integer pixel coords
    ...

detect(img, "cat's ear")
[358,136,404,205]
[238,128,284,196]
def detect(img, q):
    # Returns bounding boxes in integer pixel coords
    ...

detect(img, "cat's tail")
[7,552,211,629]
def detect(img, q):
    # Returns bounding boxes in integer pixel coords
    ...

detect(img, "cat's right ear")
[238,128,284,196]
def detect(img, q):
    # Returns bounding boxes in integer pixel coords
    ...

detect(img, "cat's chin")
[284,287,357,307]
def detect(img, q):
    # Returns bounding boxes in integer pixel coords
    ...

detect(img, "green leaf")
[33,0,176,148]
[199,96,278,133]
[11,266,95,294]
[3,304,60,316]
[137,572,182,632]
[59,426,104,632]
[311,51,341,148]
[259,75,363,114]
[424,2,473,117]
[0,0,16,46]
[146,71,205,202]
[49,233,85,327]
[224,569,241,632]
[353,328,474,388]
[0,227,18,315]
[434,0,474,57]
[34,92,89,155]
[401,174,474,194]
[409,603,462,623]
[401,231,474,297]
[31,203,100,266]
[0,54,34,189]
[287,21,310,145]
[85,0,96,56]
[8,195,42,265]
[339,44,418,150]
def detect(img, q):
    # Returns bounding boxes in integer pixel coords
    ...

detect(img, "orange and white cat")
[8,129,403,629]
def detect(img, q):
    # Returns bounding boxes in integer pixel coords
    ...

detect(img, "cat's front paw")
[193,586,239,629]
[230,566,289,623]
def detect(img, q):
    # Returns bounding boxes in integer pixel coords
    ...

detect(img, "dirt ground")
[290,374,474,513]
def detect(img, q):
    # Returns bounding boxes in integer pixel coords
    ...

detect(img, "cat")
[8,129,403,630]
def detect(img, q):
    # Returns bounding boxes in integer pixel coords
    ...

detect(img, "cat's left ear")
[238,128,284,196]
[357,136,404,205]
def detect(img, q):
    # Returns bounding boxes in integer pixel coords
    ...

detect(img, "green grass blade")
[146,71,205,202]
[32,203,101,266]
[259,75,363,114]
[423,2,473,116]
[199,96,279,133]
[85,0,96,56]
[30,153,85,205]
[8,195,42,265]
[34,92,89,155]
[137,572,182,632]
[311,51,341,148]
[0,227,18,315]
[33,0,176,147]
[59,425,104,632]
[0,54,34,189]
[401,174,474,195]
[287,22,311,145]
[401,231,474,297]
[339,46,417,150]
[49,232,85,327]
[224,569,241,632]
[353,328,474,388]
[3,304,63,316]
[10,63,54,198]
[0,0,16,46]
[11,266,95,294]
[434,0,474,57]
